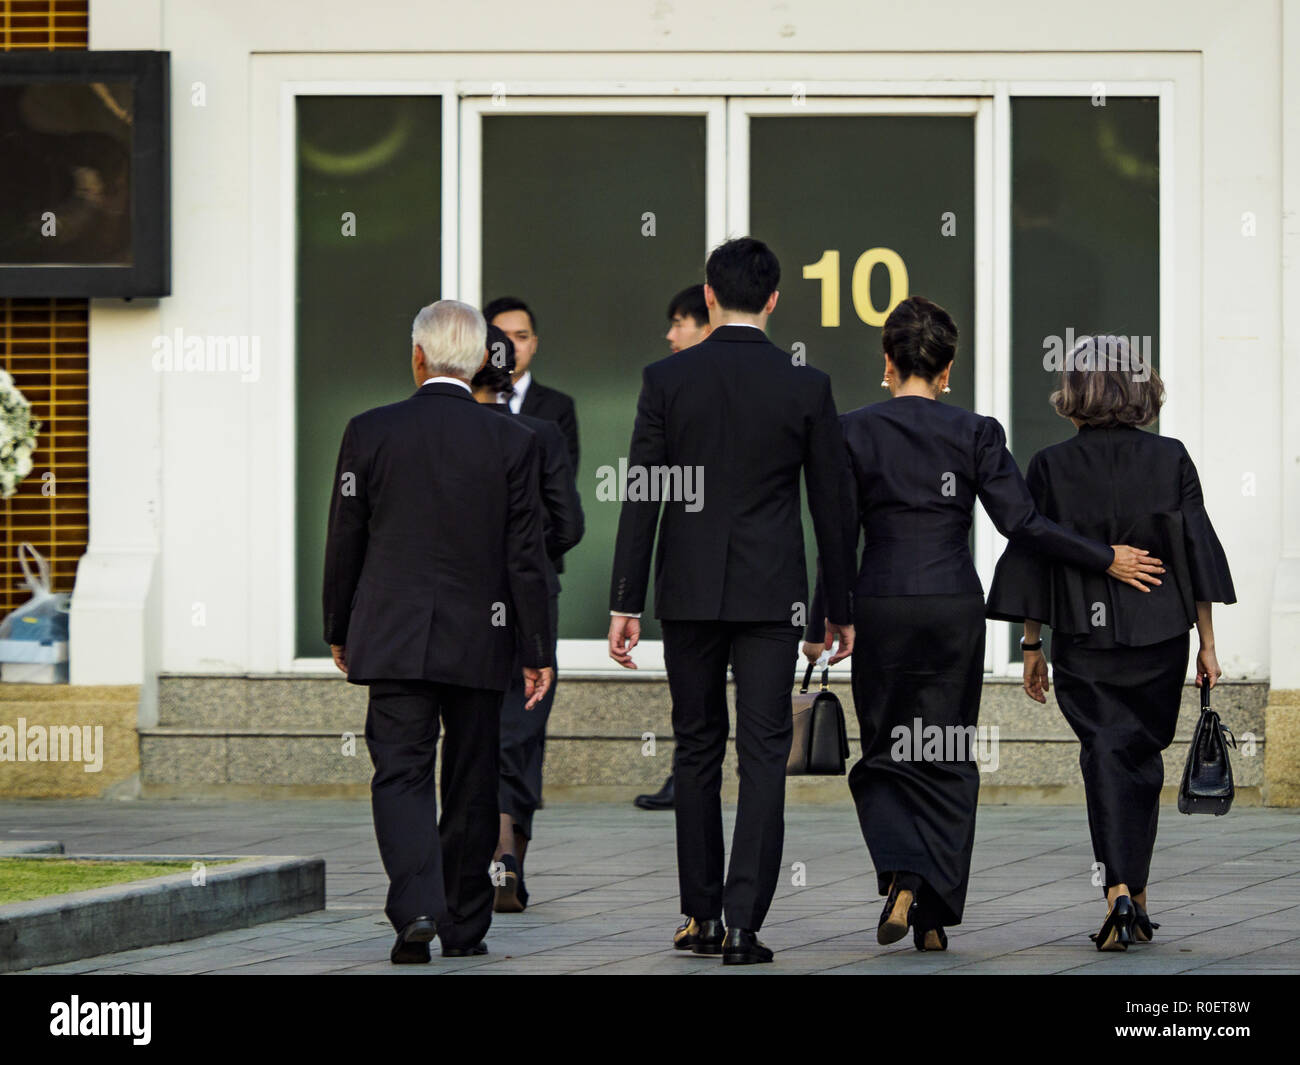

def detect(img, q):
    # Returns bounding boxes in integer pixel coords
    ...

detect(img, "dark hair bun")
[881,295,958,382]
[474,324,516,396]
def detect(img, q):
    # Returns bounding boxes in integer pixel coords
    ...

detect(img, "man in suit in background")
[608,238,856,964]
[634,283,713,813]
[484,296,580,472]
[323,300,554,964]
[471,325,585,912]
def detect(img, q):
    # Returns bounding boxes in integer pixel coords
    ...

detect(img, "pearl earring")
[880,378,890,390]
[941,385,951,393]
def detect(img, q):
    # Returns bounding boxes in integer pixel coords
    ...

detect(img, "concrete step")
[155,674,1268,739]
[139,675,1268,800]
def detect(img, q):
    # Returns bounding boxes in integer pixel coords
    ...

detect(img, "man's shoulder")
[698,328,799,360]
[652,334,826,385]
[347,394,422,436]
[527,379,575,411]
[351,390,497,439]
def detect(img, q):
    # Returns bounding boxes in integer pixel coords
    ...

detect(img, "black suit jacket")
[520,379,579,472]
[987,425,1236,647]
[805,397,1115,642]
[609,324,854,624]
[323,382,553,689]
[486,404,585,596]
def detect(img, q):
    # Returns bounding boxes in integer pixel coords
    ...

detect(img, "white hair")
[411,300,488,378]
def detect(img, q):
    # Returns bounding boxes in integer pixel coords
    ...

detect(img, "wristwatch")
[1020,637,1044,652]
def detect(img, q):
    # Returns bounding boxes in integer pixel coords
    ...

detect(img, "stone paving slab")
[1,799,1297,974]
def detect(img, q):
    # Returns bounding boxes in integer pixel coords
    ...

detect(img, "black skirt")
[1051,629,1189,896]
[848,592,987,927]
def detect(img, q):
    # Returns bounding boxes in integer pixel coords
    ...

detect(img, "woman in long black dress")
[987,335,1234,950]
[804,298,1163,951]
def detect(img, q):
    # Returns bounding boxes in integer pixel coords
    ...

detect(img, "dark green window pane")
[481,114,707,641]
[750,116,976,411]
[295,95,441,658]
[750,115,977,612]
[1009,96,1160,658]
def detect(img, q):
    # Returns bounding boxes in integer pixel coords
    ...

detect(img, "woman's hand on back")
[1107,545,1165,592]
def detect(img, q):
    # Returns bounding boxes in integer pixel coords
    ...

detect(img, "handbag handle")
[800,661,830,694]
[1198,676,1236,748]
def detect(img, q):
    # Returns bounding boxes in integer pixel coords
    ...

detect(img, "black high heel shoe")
[910,894,948,951]
[1133,902,1160,943]
[878,872,920,945]
[912,920,948,951]
[1090,895,1136,951]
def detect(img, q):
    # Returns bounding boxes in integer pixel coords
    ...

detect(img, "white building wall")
[75,0,1293,691]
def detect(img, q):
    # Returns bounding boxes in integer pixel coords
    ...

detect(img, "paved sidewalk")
[3,800,1299,974]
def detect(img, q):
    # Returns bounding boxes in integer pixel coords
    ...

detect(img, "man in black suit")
[471,325,585,912]
[484,296,580,471]
[607,238,856,964]
[323,299,554,964]
[634,283,714,813]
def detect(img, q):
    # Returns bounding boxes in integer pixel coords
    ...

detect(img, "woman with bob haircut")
[804,301,1164,952]
[987,334,1235,952]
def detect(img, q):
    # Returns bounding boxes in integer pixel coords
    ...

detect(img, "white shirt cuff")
[610,611,641,618]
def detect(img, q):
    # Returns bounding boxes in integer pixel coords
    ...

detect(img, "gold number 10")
[802,248,909,328]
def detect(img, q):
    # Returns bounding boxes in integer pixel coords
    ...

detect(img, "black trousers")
[848,594,986,927]
[365,679,502,950]
[661,619,799,931]
[499,596,559,840]
[1051,630,1189,897]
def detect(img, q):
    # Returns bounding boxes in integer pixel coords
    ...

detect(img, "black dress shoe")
[673,917,724,955]
[442,941,489,957]
[390,916,437,964]
[634,775,675,810]
[722,927,774,965]
[494,853,526,913]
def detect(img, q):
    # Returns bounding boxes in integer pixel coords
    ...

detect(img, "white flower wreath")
[0,370,41,499]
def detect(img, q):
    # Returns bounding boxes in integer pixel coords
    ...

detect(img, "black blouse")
[807,397,1114,641]
[985,425,1236,648]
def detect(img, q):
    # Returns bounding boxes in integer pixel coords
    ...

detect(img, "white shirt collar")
[508,370,532,413]
[422,376,472,394]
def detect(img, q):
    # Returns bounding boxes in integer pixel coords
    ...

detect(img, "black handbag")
[787,662,850,776]
[1177,678,1236,815]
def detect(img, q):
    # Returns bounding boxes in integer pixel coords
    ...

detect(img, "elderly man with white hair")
[323,299,554,963]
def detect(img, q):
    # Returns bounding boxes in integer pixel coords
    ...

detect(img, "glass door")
[461,95,989,673]
[461,98,725,671]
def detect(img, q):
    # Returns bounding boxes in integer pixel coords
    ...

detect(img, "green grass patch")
[0,858,232,905]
